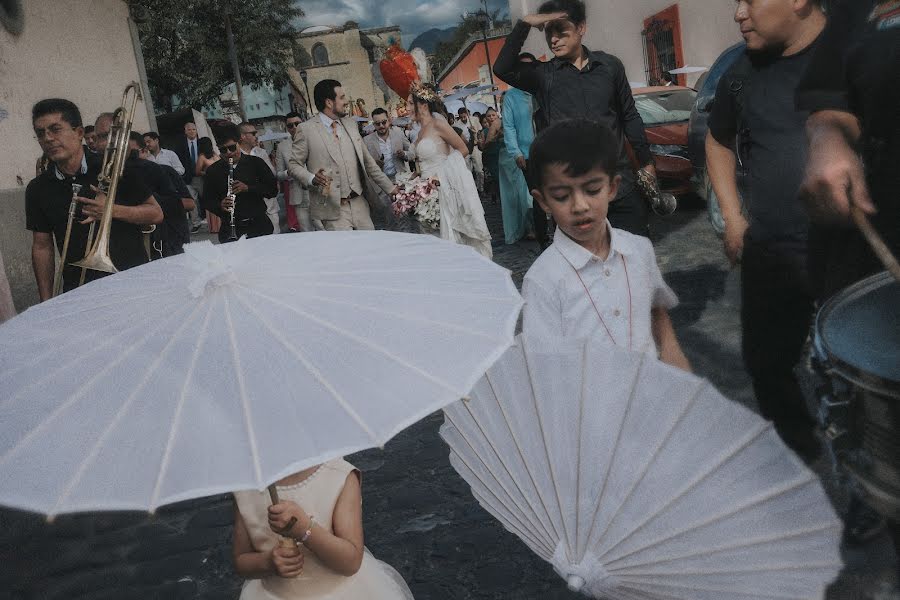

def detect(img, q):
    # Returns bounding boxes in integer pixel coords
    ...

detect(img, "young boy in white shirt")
[522,119,691,371]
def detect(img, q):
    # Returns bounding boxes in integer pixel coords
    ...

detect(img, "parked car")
[687,42,746,211]
[631,86,697,196]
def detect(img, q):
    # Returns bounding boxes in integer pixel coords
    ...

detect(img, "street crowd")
[8,0,900,597]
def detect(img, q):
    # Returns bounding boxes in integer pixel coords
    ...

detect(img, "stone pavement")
[1,197,897,599]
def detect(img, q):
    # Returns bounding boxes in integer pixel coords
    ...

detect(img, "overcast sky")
[296,0,511,45]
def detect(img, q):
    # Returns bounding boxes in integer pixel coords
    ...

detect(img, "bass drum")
[813,271,900,519]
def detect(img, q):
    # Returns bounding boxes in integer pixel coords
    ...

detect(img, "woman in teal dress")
[499,89,535,244]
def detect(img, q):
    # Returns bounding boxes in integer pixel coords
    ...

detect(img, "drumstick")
[850,204,900,283]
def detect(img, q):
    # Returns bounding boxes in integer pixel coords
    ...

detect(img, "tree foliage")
[431,10,509,76]
[131,0,303,112]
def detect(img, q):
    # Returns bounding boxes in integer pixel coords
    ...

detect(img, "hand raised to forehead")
[523,11,568,30]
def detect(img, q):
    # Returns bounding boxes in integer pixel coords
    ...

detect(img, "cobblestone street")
[2,196,897,599]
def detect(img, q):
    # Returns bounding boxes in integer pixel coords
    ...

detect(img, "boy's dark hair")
[528,119,618,189]
[32,98,82,128]
[457,107,468,116]
[371,107,388,118]
[314,79,341,111]
[128,131,145,146]
[215,123,241,145]
[285,111,301,120]
[143,131,160,140]
[538,0,586,25]
[84,125,95,134]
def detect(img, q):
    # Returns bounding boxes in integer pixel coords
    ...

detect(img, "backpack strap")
[725,52,755,175]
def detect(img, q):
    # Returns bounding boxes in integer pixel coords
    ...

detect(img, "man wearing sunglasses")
[239,121,280,233]
[363,108,415,229]
[201,124,278,243]
[494,0,655,239]
[275,112,313,232]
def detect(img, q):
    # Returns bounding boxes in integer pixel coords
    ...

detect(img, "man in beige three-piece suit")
[288,79,397,231]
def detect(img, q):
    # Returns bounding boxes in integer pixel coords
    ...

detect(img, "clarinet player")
[201,124,277,243]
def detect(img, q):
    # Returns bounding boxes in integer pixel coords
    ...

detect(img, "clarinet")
[226,158,238,241]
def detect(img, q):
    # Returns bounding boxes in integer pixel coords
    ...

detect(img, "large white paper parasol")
[443,84,494,102]
[445,100,490,116]
[441,334,842,599]
[0,232,522,517]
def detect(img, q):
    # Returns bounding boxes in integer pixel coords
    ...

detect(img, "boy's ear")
[609,174,621,200]
[531,188,550,215]
[576,22,587,37]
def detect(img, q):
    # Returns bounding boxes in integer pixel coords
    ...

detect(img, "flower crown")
[410,81,439,103]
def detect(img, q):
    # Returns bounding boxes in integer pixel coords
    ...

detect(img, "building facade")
[436,28,512,94]
[290,22,405,117]
[0,0,154,310]
[509,0,740,88]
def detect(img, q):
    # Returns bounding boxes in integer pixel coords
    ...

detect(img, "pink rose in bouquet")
[391,175,441,229]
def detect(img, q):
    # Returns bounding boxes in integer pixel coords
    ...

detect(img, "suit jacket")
[288,116,394,221]
[173,135,199,183]
[363,127,415,180]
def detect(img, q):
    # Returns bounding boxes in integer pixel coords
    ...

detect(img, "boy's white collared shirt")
[522,221,678,355]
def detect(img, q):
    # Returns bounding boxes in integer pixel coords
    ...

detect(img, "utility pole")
[224,7,248,122]
[476,3,499,110]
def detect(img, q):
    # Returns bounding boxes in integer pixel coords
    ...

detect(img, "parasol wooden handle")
[268,484,299,548]
[850,205,900,283]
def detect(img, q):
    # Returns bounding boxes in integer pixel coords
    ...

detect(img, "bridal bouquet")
[391,174,441,230]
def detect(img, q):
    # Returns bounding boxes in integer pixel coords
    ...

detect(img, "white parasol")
[441,334,843,599]
[0,233,522,518]
[443,84,494,102]
[445,100,490,116]
[257,131,291,142]
[668,65,708,75]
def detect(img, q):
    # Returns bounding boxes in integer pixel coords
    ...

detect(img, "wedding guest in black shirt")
[494,0,655,237]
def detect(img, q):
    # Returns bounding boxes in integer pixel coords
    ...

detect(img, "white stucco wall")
[0,0,151,191]
[510,0,740,88]
[0,0,151,311]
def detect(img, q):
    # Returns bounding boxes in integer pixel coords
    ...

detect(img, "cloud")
[297,0,509,43]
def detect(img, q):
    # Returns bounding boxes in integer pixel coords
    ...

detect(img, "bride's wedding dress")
[415,132,493,259]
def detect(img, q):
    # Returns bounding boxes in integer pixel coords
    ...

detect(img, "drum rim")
[815,271,900,398]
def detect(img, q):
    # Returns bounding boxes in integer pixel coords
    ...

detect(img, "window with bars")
[642,5,684,87]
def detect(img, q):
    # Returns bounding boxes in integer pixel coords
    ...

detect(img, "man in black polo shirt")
[494,0,655,238]
[26,99,162,301]
[202,124,277,243]
[705,0,826,463]
[127,132,195,257]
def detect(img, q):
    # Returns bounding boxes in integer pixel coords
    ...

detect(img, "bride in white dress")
[408,83,493,259]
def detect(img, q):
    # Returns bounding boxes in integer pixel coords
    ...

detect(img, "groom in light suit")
[288,80,397,231]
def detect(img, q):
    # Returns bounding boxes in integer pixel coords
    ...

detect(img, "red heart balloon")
[379,43,420,99]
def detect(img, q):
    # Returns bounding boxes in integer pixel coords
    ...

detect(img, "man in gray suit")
[364,108,416,229]
[364,108,415,183]
[288,80,397,231]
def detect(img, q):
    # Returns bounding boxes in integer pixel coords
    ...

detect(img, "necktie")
[190,140,197,162]
[331,121,340,142]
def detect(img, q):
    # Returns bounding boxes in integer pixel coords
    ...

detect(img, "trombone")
[71,82,143,278]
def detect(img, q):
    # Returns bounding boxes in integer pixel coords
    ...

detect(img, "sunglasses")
[374,121,389,126]
[286,121,300,128]
[218,143,238,153]
[243,130,258,136]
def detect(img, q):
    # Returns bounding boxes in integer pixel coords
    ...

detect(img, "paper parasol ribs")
[441,335,843,599]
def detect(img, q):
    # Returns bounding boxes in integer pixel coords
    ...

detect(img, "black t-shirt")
[127,157,190,251]
[708,39,821,245]
[25,151,152,290]
[201,154,277,222]
[797,0,900,297]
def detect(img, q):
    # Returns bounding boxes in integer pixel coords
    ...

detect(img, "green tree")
[432,10,509,75]
[131,0,303,112]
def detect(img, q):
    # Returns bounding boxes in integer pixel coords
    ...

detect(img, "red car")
[630,86,697,196]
